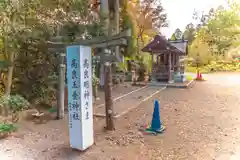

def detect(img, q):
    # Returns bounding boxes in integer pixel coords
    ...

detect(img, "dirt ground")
[1,73,240,160]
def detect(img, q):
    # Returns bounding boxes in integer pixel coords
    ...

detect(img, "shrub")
[186,60,240,73]
[186,65,210,73]
[0,123,17,139]
[0,95,29,113]
[0,123,17,133]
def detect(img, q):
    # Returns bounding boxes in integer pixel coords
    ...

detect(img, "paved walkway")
[94,84,143,106]
[94,86,164,117]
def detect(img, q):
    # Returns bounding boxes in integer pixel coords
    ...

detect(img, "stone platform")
[94,86,166,118]
[149,80,195,88]
[94,84,144,107]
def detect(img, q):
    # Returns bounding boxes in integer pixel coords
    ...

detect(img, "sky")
[160,0,227,38]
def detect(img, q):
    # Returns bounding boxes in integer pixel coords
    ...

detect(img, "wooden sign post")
[104,62,114,130]
[56,53,65,119]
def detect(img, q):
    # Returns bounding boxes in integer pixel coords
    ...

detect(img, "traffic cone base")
[145,125,166,134]
[195,77,205,81]
[195,70,206,81]
[195,74,205,81]
[196,70,200,79]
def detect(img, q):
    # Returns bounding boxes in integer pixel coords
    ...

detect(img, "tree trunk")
[0,104,8,117]
[101,0,115,130]
[5,52,14,96]
[104,62,115,130]
[136,37,140,55]
[56,53,65,119]
[114,0,120,61]
[100,0,110,88]
[100,0,110,36]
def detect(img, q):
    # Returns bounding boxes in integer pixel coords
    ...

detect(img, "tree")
[0,0,32,95]
[126,0,167,54]
[0,0,103,100]
[187,0,240,64]
[183,23,196,44]
[170,28,183,41]
[196,2,240,55]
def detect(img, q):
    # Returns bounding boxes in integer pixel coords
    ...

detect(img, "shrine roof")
[141,35,186,55]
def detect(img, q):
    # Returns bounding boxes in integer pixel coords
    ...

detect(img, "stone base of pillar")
[168,80,174,84]
[150,74,157,83]
[168,70,174,84]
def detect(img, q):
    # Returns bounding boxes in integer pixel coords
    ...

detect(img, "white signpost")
[66,45,93,151]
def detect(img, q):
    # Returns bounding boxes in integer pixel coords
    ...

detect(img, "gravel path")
[0,73,240,160]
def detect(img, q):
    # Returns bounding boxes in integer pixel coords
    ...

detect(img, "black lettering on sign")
[72,112,80,120]
[84,81,89,89]
[86,111,89,120]
[71,59,77,68]
[84,90,89,100]
[72,81,78,88]
[84,70,89,79]
[83,59,89,69]
[72,102,80,111]
[72,91,79,100]
[72,70,77,79]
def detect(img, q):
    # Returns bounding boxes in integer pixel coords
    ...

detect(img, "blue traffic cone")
[151,100,161,130]
[145,100,165,134]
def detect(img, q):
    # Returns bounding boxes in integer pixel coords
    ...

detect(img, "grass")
[48,107,57,113]
[186,74,194,81]
[186,66,210,74]
[0,123,17,133]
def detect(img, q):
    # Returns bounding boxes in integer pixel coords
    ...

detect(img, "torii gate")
[47,0,129,130]
[47,0,130,151]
